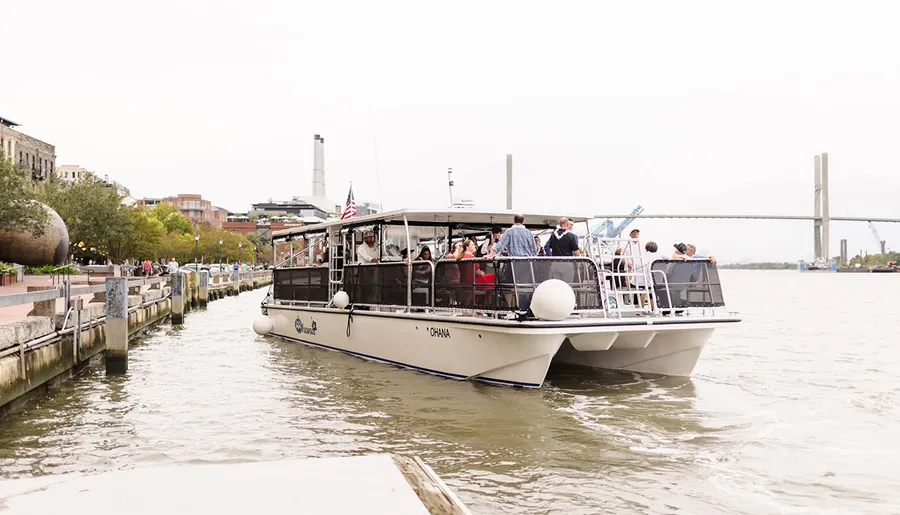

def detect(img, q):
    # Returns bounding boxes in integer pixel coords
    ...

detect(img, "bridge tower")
[813,153,831,260]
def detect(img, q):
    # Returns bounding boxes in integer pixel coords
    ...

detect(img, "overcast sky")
[4,0,899,262]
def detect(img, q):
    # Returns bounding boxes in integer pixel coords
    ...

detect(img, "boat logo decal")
[295,317,318,335]
[428,327,451,338]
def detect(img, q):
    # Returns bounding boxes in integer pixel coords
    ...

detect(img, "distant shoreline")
[719,263,795,270]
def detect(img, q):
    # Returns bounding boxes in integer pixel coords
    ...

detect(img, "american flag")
[340,185,356,219]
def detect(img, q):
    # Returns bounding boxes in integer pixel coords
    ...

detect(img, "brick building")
[0,115,56,180]
[138,194,227,228]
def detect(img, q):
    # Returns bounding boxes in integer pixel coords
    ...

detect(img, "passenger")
[487,214,536,312]
[626,228,641,264]
[416,247,434,262]
[458,240,479,306]
[672,242,689,261]
[468,235,479,253]
[357,231,379,263]
[612,248,629,289]
[479,225,503,257]
[633,241,660,308]
[439,241,463,304]
[686,243,716,283]
[487,214,535,259]
[383,244,402,261]
[535,235,547,256]
[686,244,716,265]
[412,246,432,285]
[546,217,580,257]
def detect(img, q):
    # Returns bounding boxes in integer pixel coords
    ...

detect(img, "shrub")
[24,264,81,275]
[0,261,17,276]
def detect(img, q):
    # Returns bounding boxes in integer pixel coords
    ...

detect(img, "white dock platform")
[0,454,471,514]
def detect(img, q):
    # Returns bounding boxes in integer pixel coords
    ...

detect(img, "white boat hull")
[264,305,737,387]
[553,326,715,377]
[266,306,567,387]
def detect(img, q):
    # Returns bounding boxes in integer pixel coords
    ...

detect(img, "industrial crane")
[589,205,644,238]
[868,222,887,254]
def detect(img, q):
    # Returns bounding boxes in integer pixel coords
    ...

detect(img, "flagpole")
[447,167,454,206]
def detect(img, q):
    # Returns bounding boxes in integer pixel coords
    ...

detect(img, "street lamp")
[253,246,257,266]
[194,233,200,265]
[238,242,243,264]
[218,238,223,265]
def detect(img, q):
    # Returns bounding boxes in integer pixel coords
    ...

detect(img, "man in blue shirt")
[487,214,536,312]
[488,214,536,258]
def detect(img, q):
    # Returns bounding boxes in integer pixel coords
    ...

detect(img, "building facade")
[250,196,337,221]
[139,194,226,228]
[56,164,89,183]
[222,219,304,242]
[0,115,56,180]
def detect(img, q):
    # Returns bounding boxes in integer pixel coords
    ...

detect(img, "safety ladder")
[328,228,345,297]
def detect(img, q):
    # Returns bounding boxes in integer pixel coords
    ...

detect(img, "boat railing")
[649,259,725,312]
[431,257,605,315]
[342,261,436,310]
[272,257,604,318]
[273,266,330,305]
[587,237,656,316]
[270,255,725,318]
[275,245,312,269]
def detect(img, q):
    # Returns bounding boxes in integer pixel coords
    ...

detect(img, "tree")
[150,203,192,235]
[0,152,48,236]
[37,172,129,262]
[107,207,166,263]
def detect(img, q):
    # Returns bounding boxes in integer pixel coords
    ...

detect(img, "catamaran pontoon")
[256,209,739,388]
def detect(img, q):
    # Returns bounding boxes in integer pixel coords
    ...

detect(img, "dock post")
[172,272,185,324]
[190,271,200,308]
[105,277,128,374]
[232,268,240,296]
[199,271,209,307]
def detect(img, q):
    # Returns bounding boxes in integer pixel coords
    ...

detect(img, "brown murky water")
[1,271,898,514]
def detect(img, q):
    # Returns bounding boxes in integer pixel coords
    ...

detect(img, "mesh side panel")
[650,260,725,308]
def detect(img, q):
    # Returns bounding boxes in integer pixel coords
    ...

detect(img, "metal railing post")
[403,214,412,311]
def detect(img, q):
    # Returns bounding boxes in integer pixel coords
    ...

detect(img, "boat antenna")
[447,167,454,206]
[369,105,385,211]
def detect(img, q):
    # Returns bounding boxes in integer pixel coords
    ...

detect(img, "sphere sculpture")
[332,290,350,309]
[530,279,576,321]
[253,316,273,335]
[0,203,69,266]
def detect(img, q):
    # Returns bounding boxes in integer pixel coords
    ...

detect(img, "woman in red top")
[459,240,496,308]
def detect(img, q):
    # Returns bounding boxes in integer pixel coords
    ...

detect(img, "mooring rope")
[346,305,355,337]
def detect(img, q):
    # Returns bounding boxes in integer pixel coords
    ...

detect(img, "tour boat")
[255,209,740,388]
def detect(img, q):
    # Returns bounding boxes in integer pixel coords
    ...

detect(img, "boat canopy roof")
[271,208,592,241]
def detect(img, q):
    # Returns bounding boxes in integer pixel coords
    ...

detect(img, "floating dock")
[0,454,471,514]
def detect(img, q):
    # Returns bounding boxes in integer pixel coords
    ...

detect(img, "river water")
[1,271,898,514]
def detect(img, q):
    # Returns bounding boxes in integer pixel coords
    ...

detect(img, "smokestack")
[506,154,513,210]
[313,134,325,198]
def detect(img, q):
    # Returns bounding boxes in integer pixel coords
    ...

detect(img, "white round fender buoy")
[253,316,273,335]
[332,290,350,309]
[530,279,576,321]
